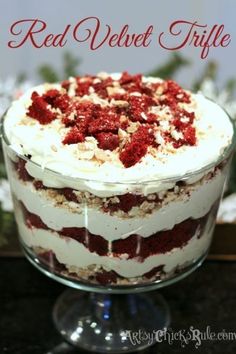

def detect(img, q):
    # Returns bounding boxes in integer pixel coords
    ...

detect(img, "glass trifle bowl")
[1,72,235,352]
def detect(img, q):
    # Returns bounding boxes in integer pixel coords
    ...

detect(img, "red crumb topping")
[88,109,120,134]
[128,95,157,122]
[96,132,119,150]
[27,92,56,124]
[75,77,93,96]
[161,80,191,107]
[120,142,147,168]
[93,77,113,98]
[183,126,196,145]
[120,126,155,167]
[42,89,70,113]
[25,73,197,167]
[61,80,70,91]
[62,126,85,144]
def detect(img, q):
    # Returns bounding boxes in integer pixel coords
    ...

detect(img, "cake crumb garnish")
[26,72,197,167]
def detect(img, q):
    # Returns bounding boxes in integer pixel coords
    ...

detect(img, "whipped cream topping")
[4,73,234,186]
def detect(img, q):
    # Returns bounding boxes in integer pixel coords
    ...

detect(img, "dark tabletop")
[0,258,236,354]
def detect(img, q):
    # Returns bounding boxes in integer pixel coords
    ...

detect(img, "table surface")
[1,258,236,354]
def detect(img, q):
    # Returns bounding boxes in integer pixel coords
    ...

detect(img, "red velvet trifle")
[2,72,234,287]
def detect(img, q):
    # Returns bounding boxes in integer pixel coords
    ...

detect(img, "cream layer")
[15,208,214,278]
[10,169,224,241]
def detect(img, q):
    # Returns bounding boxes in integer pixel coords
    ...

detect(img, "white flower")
[0,179,13,212]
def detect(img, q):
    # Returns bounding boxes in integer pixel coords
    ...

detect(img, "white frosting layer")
[15,208,214,278]
[3,77,233,196]
[10,169,225,241]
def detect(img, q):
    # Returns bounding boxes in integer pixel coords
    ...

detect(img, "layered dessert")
[2,72,234,286]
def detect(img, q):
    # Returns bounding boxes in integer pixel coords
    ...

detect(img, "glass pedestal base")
[53,289,170,353]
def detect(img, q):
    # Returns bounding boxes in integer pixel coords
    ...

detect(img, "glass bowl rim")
[1,100,236,186]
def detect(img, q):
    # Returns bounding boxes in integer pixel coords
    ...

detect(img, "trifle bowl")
[1,72,235,352]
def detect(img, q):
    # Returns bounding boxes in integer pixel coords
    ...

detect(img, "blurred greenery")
[192,61,218,91]
[38,51,81,83]
[38,65,59,83]
[0,211,17,247]
[225,79,236,98]
[16,72,27,85]
[63,52,81,78]
[148,53,190,79]
[0,164,6,179]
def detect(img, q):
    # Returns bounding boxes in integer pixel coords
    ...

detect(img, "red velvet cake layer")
[21,202,209,261]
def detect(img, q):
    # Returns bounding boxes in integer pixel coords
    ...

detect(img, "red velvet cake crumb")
[128,95,156,122]
[54,94,70,113]
[118,72,151,95]
[61,80,70,91]
[172,109,195,130]
[61,188,78,203]
[88,113,120,134]
[93,77,113,98]
[120,142,147,167]
[75,77,92,97]
[163,80,191,105]
[62,126,85,144]
[120,126,154,167]
[183,126,196,146]
[119,72,142,86]
[27,92,56,124]
[135,125,155,145]
[96,132,119,150]
[42,89,60,105]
